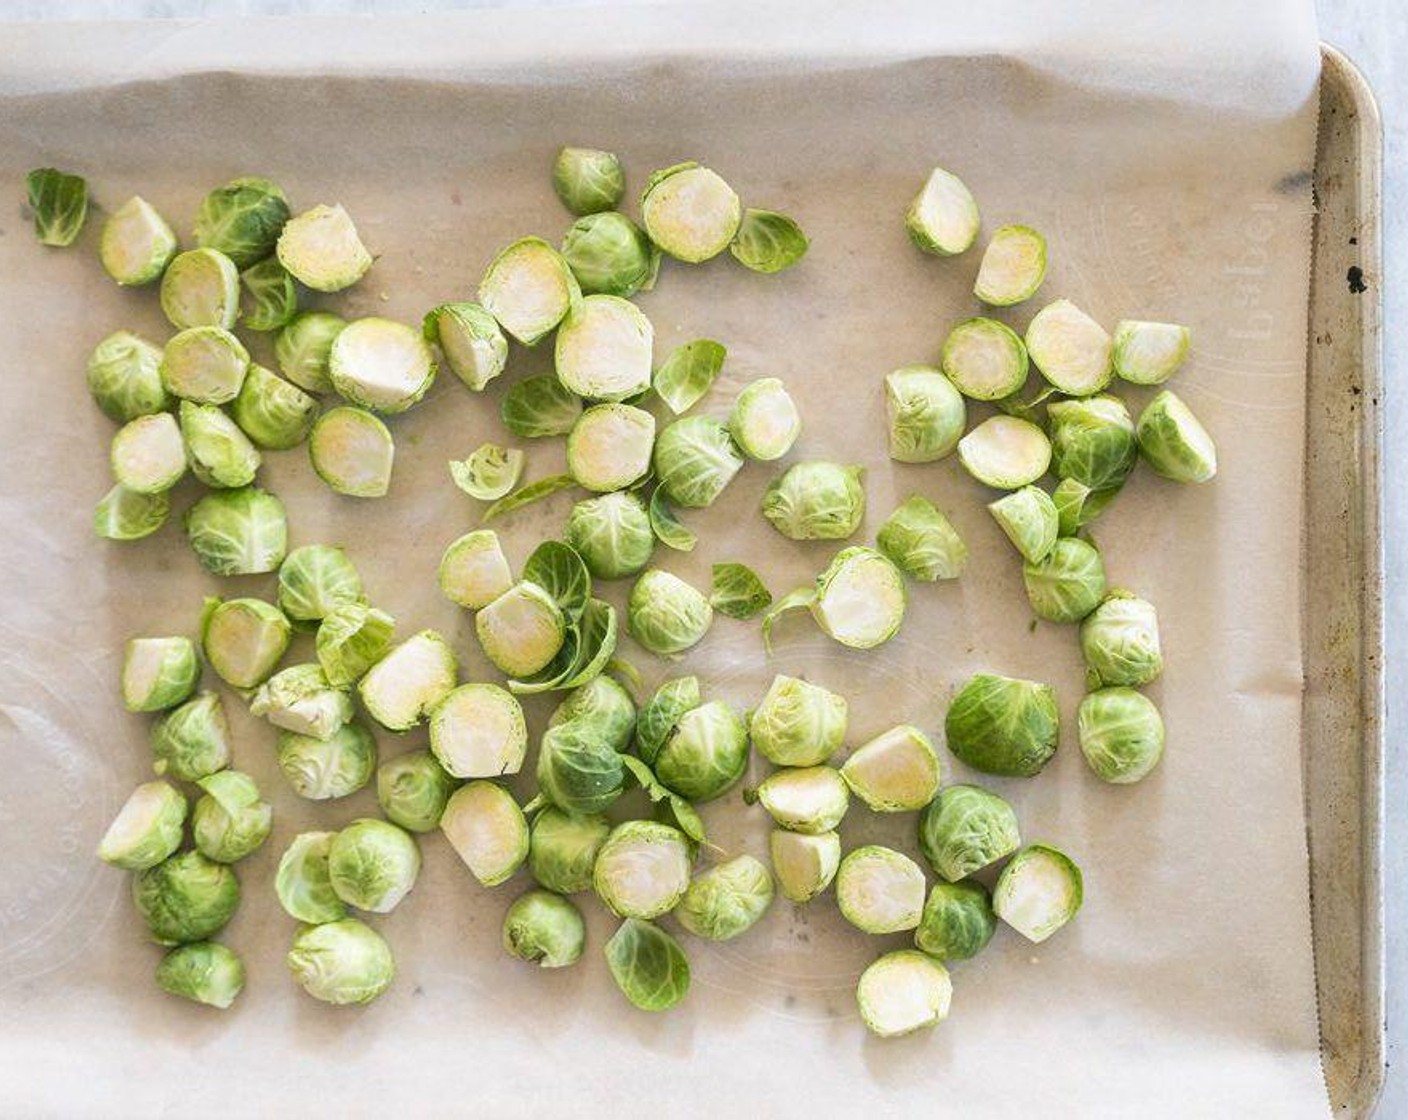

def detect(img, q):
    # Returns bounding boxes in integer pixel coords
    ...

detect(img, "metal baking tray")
[1305,43,1384,1118]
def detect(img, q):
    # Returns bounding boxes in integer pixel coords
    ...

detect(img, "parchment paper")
[0,3,1326,1115]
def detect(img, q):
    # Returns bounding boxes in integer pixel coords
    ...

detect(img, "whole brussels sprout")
[604,918,690,1012]
[132,851,240,945]
[529,809,612,895]
[654,700,749,802]
[751,766,849,834]
[277,544,364,623]
[87,331,168,422]
[287,918,395,1005]
[150,692,231,781]
[749,675,848,767]
[627,569,713,657]
[945,673,1059,778]
[184,486,287,577]
[675,854,774,941]
[875,495,966,581]
[193,176,290,267]
[914,880,997,961]
[1080,591,1163,687]
[440,781,529,887]
[762,462,866,542]
[566,491,654,580]
[884,366,966,463]
[918,783,1021,881]
[192,770,272,864]
[593,820,691,920]
[561,211,654,297]
[502,889,586,968]
[1077,687,1165,784]
[1023,537,1107,623]
[278,722,377,800]
[993,844,1083,943]
[536,721,626,815]
[156,941,245,1009]
[377,749,459,832]
[1048,395,1137,492]
[328,818,422,913]
[552,147,625,216]
[856,950,951,1038]
[275,831,346,924]
[835,845,927,934]
[97,780,186,871]
[549,675,636,753]
[652,416,745,508]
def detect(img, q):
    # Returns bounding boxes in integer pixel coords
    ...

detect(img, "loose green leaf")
[622,755,711,851]
[501,374,583,438]
[27,168,88,246]
[995,384,1059,426]
[450,443,525,501]
[522,540,592,621]
[710,563,773,620]
[760,588,816,655]
[653,339,726,416]
[482,474,577,524]
[606,657,644,696]
[729,209,809,273]
[648,488,697,552]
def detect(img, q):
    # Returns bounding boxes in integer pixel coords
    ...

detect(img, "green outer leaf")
[604,918,691,1012]
[240,257,298,332]
[995,384,1058,425]
[634,676,702,765]
[482,474,576,524]
[653,339,726,416]
[621,757,711,853]
[509,599,616,696]
[27,168,88,246]
[710,563,773,620]
[648,488,696,552]
[760,588,816,655]
[729,209,809,273]
[522,540,592,622]
[606,657,644,696]
[501,374,583,438]
[449,443,525,500]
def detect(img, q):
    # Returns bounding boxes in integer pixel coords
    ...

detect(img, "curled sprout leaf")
[27,168,88,246]
[730,209,809,273]
[522,540,592,622]
[482,474,577,524]
[710,562,773,620]
[653,339,727,416]
[450,444,525,501]
[648,488,697,552]
[501,375,583,438]
[760,588,817,656]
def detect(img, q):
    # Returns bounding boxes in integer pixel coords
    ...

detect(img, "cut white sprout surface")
[567,403,656,491]
[96,780,186,870]
[840,725,941,812]
[476,582,566,678]
[941,317,1029,400]
[357,630,457,732]
[111,413,186,494]
[329,317,437,414]
[438,529,514,609]
[958,415,1052,489]
[121,636,198,712]
[427,303,508,392]
[906,167,980,256]
[813,548,906,649]
[202,598,291,689]
[309,406,394,498]
[593,821,692,919]
[729,377,801,461]
[1025,299,1113,397]
[554,295,653,401]
[769,828,842,903]
[441,781,529,887]
[1113,319,1191,385]
[479,237,578,346]
[641,163,742,263]
[992,844,1084,943]
[429,683,528,779]
[160,248,240,330]
[159,327,249,404]
[754,766,849,834]
[835,845,927,933]
[973,224,1047,306]
[856,951,952,1038]
[100,196,177,286]
[180,401,261,489]
[276,203,372,292]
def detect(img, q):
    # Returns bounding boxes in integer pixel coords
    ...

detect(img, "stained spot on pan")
[1347,266,1367,294]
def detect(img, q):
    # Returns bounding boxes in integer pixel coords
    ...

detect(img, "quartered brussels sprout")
[915,880,997,961]
[186,485,287,575]
[160,326,249,405]
[88,331,169,422]
[942,317,1029,400]
[987,485,1058,564]
[636,675,703,765]
[477,582,567,677]
[275,311,346,394]
[97,780,186,871]
[654,700,748,802]
[1048,395,1136,493]
[429,683,528,778]
[194,176,290,267]
[276,203,372,292]
[328,818,421,912]
[676,855,774,941]
[111,412,186,494]
[1077,687,1165,784]
[762,461,865,541]
[26,167,87,246]
[958,415,1051,489]
[479,237,579,346]
[856,950,952,1038]
[438,530,514,611]
[767,547,907,651]
[918,783,1021,882]
[275,831,346,924]
[752,766,849,834]
[309,406,394,497]
[604,918,691,1012]
[627,569,713,657]
[567,404,655,492]
[946,673,1060,777]
[100,196,177,286]
[769,828,841,902]
[1023,536,1107,623]
[973,224,1047,306]
[377,749,459,832]
[316,603,394,687]
[239,257,298,332]
[993,843,1083,942]
[1080,591,1163,687]
[287,918,395,1005]
[906,167,979,256]
[561,211,655,297]
[132,851,240,946]
[536,721,626,815]
[160,248,240,330]
[151,692,231,781]
[122,636,198,713]
[358,630,457,731]
[553,146,625,216]
[94,484,170,542]
[549,675,636,752]
[640,161,742,263]
[1026,299,1113,397]
[653,338,726,416]
[653,416,745,508]
[528,809,611,895]
[232,363,319,450]
[503,889,586,967]
[836,845,926,934]
[252,663,353,739]
[884,366,966,464]
[594,820,691,920]
[876,495,967,581]
[1113,319,1190,385]
[554,295,653,402]
[179,400,261,488]
[277,722,377,800]
[423,302,508,392]
[156,941,245,1009]
[1136,389,1217,482]
[277,544,363,623]
[200,597,290,689]
[841,725,941,812]
[192,770,272,864]
[328,317,437,414]
[729,377,800,461]
[502,374,583,438]
[730,209,809,273]
[565,491,654,580]
[440,780,529,887]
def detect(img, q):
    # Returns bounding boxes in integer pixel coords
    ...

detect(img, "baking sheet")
[0,3,1328,1115]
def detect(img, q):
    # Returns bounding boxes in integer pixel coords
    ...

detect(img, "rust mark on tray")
[1347,266,1367,294]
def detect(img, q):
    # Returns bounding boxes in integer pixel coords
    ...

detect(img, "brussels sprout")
[946,673,1060,778]
[275,831,346,923]
[477,582,567,678]
[651,339,725,416]
[316,603,395,687]
[653,416,745,508]
[536,721,626,814]
[993,843,1083,942]
[192,770,272,864]
[328,818,421,912]
[770,829,842,903]
[605,917,691,1011]
[915,880,997,961]
[122,636,198,713]
[423,302,508,392]
[150,692,231,781]
[179,400,261,488]
[231,363,319,449]
[193,176,290,267]
[132,851,240,946]
[1023,537,1107,623]
[328,317,436,414]
[730,209,809,273]
[627,569,713,657]
[553,295,653,402]
[1136,390,1218,483]
[566,404,655,492]
[942,317,1029,401]
[87,331,169,422]
[675,855,774,941]
[856,950,952,1038]
[987,485,1059,564]
[653,700,748,802]
[957,415,1051,489]
[729,377,801,461]
[752,766,849,833]
[762,461,865,542]
[561,211,655,297]
[94,484,170,541]
[1113,319,1190,385]
[876,495,967,581]
[549,675,636,751]
[237,257,297,333]
[503,889,586,967]
[377,749,459,833]
[1080,591,1163,687]
[1048,395,1136,493]
[1025,299,1113,396]
[440,781,529,887]
[502,374,584,438]
[553,146,625,215]
[479,237,579,346]
[277,722,377,800]
[160,248,240,330]
[1052,477,1117,537]
[160,326,249,405]
[199,597,290,688]
[250,663,351,740]
[973,224,1047,306]
[358,630,458,732]
[26,167,87,246]
[884,366,966,464]
[287,918,395,1005]
[636,676,703,764]
[836,845,927,934]
[275,311,346,394]
[906,167,980,256]
[641,162,741,263]
[918,783,1021,881]
[276,204,372,292]
[564,492,654,581]
[709,562,772,620]
[185,486,287,575]
[1077,687,1165,784]
[841,725,941,812]
[429,683,528,778]
[110,412,186,494]
[277,545,363,624]
[435,532,510,611]
[97,780,186,871]
[309,406,395,497]
[769,546,907,651]
[749,675,848,767]
[527,810,611,895]
[156,942,245,1009]
[101,196,178,286]
[593,820,691,920]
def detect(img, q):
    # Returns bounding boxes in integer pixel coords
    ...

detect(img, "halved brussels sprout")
[554,295,653,402]
[973,224,1047,306]
[749,675,848,767]
[423,302,508,392]
[193,176,289,267]
[958,415,1051,489]
[328,317,437,414]
[1077,687,1165,783]
[232,363,319,450]
[1026,299,1113,396]
[477,582,567,678]
[876,495,967,581]
[438,529,513,610]
[501,374,583,438]
[192,769,272,864]
[769,828,841,902]
[729,377,801,461]
[942,317,1029,400]
[884,366,966,464]
[479,237,579,346]
[185,486,287,576]
[94,484,169,541]
[841,725,941,812]
[565,492,654,580]
[730,209,809,273]
[1053,477,1118,536]
[906,167,979,256]
[275,311,346,394]
[1080,591,1163,687]
[111,412,186,494]
[287,918,394,1005]
[150,692,231,781]
[87,331,169,422]
[856,950,952,1038]
[654,699,749,802]
[1136,390,1217,482]
[160,248,240,330]
[276,203,372,292]
[636,676,703,764]
[810,546,907,650]
[762,461,865,541]
[676,855,774,941]
[377,748,459,832]
[122,636,198,713]
[986,485,1058,564]
[429,683,528,778]
[275,831,346,923]
[358,630,458,731]
[549,675,636,752]
[917,783,1020,881]
[503,889,586,967]
[946,674,1060,778]
[132,851,240,945]
[752,766,849,833]
[179,400,261,488]
[528,809,611,895]
[277,544,363,622]
[1048,395,1136,492]
[25,167,87,246]
[251,663,353,740]
[239,257,298,332]
[1023,537,1107,623]
[552,146,625,216]
[627,569,713,657]
[277,722,377,800]
[915,880,997,961]
[640,161,742,263]
[309,406,394,497]
[536,721,626,815]
[100,196,177,286]
[97,780,186,870]
[1113,319,1190,385]
[160,326,249,405]
[567,404,656,492]
[440,780,529,886]
[156,942,245,1009]
[836,845,927,933]
[593,820,691,919]
[328,818,421,912]
[653,416,745,508]
[316,603,395,687]
[604,918,690,1012]
[992,843,1083,942]
[561,211,654,297]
